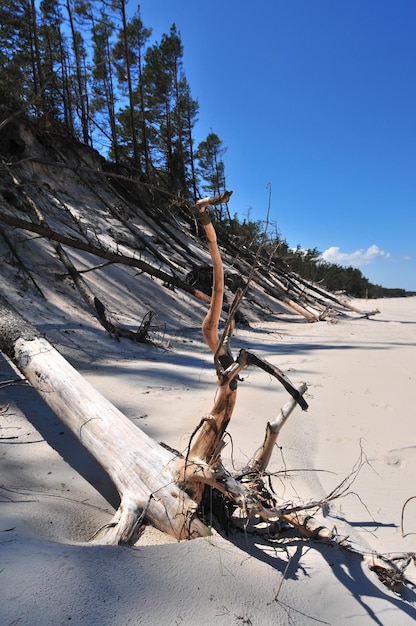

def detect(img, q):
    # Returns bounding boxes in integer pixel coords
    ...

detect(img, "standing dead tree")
[0,192,413,592]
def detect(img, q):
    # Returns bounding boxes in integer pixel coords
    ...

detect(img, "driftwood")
[174,193,308,507]
[0,292,208,542]
[0,192,413,593]
[0,192,307,542]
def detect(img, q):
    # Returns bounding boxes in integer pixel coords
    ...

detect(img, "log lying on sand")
[0,292,209,543]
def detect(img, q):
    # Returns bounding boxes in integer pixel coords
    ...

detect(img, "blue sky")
[135,0,416,290]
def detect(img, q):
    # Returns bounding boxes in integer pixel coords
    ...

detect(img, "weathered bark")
[178,194,308,505]
[0,211,211,305]
[0,293,209,542]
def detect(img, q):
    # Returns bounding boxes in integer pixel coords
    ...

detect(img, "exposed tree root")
[175,193,414,594]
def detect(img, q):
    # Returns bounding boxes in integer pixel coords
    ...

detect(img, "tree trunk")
[0,293,209,543]
[0,211,211,305]
[120,0,141,174]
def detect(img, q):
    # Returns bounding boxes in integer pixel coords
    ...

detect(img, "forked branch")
[178,193,416,594]
[182,193,307,499]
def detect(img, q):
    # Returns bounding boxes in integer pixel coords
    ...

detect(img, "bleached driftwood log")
[0,292,208,543]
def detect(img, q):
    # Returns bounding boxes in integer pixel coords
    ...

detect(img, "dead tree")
[0,193,307,540]
[174,193,308,507]
[0,192,413,592]
[0,291,209,542]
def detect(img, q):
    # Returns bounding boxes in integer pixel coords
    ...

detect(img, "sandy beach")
[1,293,416,625]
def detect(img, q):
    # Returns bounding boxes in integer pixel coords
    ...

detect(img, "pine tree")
[0,1,32,111]
[64,0,91,143]
[112,1,151,174]
[144,24,197,194]
[182,83,199,202]
[29,0,50,123]
[129,8,152,179]
[195,132,228,221]
[90,11,120,163]
[39,0,73,131]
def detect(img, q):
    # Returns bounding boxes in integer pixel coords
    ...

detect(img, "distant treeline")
[222,218,410,299]
[0,2,408,298]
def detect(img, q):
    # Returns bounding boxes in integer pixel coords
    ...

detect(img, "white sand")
[1,297,416,625]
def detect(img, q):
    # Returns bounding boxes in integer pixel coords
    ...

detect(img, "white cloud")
[321,244,390,267]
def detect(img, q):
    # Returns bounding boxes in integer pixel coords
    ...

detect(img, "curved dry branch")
[194,191,232,354]
[183,194,308,502]
[401,496,416,538]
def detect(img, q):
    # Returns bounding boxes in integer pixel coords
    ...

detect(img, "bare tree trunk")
[0,211,211,305]
[0,292,209,543]
[119,0,141,174]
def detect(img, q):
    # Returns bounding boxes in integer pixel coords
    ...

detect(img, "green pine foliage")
[0,1,407,298]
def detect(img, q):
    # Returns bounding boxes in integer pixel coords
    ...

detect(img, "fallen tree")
[1,140,382,323]
[0,209,211,305]
[0,192,414,594]
[0,292,209,542]
[0,194,306,541]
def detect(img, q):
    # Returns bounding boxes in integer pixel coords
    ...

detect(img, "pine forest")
[0,0,409,297]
